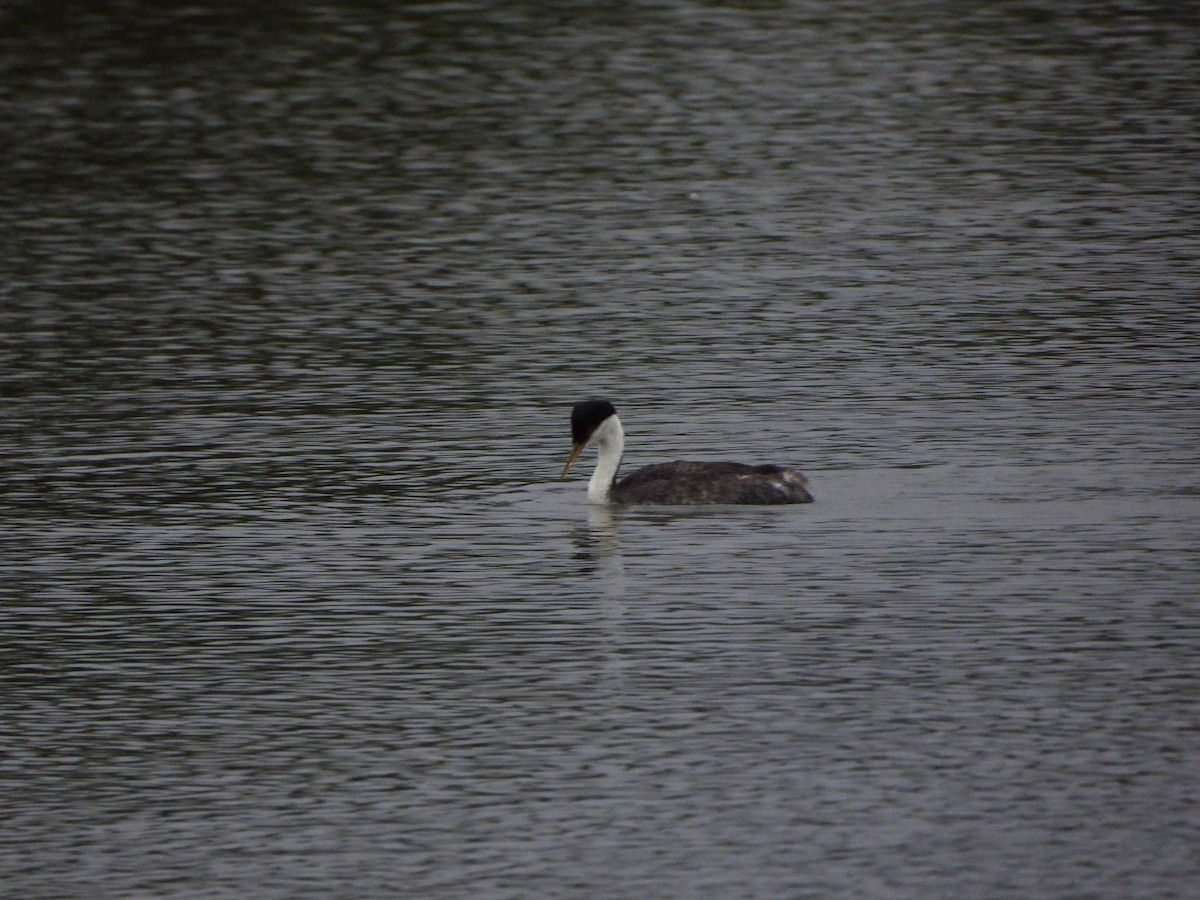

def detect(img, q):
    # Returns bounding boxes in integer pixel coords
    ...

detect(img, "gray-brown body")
[611,460,812,505]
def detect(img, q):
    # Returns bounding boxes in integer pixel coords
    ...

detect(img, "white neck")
[588,414,625,504]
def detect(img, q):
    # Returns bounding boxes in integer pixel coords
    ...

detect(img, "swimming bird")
[560,399,813,505]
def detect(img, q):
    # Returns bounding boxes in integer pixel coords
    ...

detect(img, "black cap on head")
[571,399,617,444]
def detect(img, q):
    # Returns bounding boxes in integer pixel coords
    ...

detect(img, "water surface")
[2,1,1198,897]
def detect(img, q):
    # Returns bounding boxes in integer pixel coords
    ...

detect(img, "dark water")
[2,2,1199,897]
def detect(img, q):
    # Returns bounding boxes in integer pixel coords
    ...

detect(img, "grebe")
[560,399,813,505]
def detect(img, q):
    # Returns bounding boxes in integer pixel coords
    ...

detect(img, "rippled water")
[2,2,1199,897]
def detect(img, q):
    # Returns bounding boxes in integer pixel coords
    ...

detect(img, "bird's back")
[612,461,812,505]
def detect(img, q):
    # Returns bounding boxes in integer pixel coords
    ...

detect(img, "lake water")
[2,2,1198,897]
